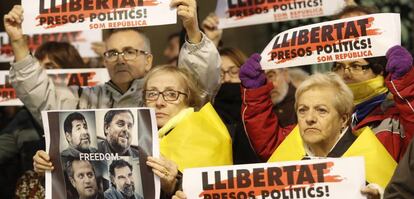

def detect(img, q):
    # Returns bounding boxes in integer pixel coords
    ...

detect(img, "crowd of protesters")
[1,0,414,198]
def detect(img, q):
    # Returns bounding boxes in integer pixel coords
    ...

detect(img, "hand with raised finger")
[172,191,187,199]
[239,53,266,88]
[201,13,222,47]
[170,0,201,43]
[33,150,54,175]
[386,45,413,80]
[146,155,179,194]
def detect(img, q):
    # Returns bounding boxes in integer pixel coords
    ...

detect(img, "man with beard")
[98,110,138,157]
[105,159,143,199]
[61,112,97,164]
[265,68,298,127]
[67,159,104,199]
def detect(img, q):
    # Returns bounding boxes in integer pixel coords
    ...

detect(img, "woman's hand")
[239,53,266,88]
[146,155,179,194]
[172,190,187,199]
[361,184,382,199]
[33,150,54,175]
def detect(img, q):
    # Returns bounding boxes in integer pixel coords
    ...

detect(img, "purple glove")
[386,45,413,80]
[239,53,266,88]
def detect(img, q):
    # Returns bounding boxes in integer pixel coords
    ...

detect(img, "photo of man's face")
[69,160,98,199]
[68,119,91,151]
[105,112,134,153]
[113,165,135,197]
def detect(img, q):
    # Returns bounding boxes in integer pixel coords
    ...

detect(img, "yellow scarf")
[159,103,233,171]
[268,126,396,188]
[347,75,388,105]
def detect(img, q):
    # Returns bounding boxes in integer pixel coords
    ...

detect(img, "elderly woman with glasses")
[143,65,232,198]
[329,46,414,162]
[239,57,399,199]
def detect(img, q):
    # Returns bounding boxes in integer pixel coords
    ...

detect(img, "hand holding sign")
[3,5,29,61]
[239,53,266,89]
[171,0,201,43]
[172,191,187,199]
[386,45,413,80]
[201,13,222,47]
[146,156,179,194]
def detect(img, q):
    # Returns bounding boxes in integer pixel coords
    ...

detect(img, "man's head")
[66,160,98,199]
[104,110,135,154]
[163,32,180,62]
[109,159,135,197]
[103,28,153,93]
[64,112,91,152]
[265,69,290,104]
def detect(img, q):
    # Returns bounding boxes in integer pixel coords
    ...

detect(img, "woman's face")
[145,72,189,128]
[220,55,241,83]
[332,59,377,84]
[296,87,347,149]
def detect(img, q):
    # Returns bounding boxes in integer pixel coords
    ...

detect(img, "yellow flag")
[160,103,233,171]
[268,126,396,188]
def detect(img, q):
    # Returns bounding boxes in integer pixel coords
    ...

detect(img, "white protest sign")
[0,30,102,62]
[215,0,346,29]
[260,13,401,69]
[183,157,366,199]
[0,68,109,106]
[22,0,176,34]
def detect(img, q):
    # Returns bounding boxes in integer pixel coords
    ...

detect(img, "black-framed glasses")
[144,90,188,102]
[331,63,370,74]
[220,66,240,78]
[103,48,149,62]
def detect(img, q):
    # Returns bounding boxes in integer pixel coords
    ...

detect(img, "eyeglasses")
[144,90,188,102]
[103,48,149,62]
[220,66,240,79]
[331,63,370,74]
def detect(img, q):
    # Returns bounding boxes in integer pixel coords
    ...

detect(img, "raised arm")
[240,54,293,161]
[171,0,221,99]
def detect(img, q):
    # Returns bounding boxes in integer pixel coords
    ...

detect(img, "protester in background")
[287,68,309,88]
[240,56,396,198]
[34,41,85,69]
[163,32,180,65]
[214,47,260,164]
[143,65,232,198]
[384,138,414,198]
[332,6,414,161]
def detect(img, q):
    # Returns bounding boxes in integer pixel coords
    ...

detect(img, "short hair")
[219,48,248,68]
[105,28,151,53]
[64,112,86,134]
[333,5,378,19]
[295,73,354,117]
[66,159,95,179]
[143,65,208,110]
[109,159,133,177]
[103,110,134,136]
[34,41,85,69]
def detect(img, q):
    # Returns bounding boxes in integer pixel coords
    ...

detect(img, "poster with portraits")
[42,108,159,199]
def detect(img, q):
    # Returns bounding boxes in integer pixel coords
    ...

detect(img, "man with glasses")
[5,0,220,124]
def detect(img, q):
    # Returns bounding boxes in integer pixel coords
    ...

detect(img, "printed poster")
[0,30,103,62]
[183,157,366,199]
[215,0,346,29]
[0,68,109,106]
[22,0,176,34]
[260,13,401,69]
[42,108,160,199]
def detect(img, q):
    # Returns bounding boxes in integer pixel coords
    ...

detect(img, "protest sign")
[0,68,109,106]
[42,108,160,199]
[22,0,176,34]
[215,0,346,29]
[183,157,365,199]
[0,30,102,62]
[260,13,401,69]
